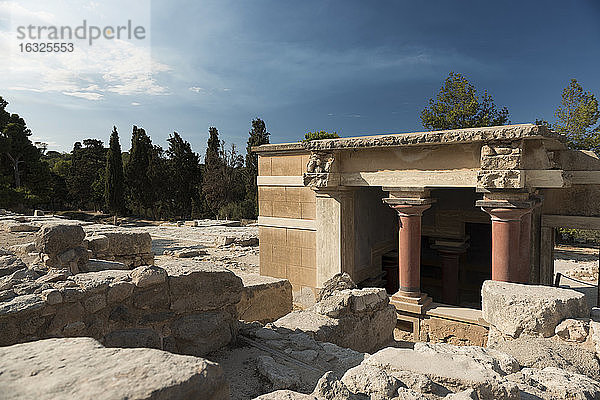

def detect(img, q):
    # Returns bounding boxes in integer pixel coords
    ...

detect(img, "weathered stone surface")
[0,249,27,278]
[172,249,207,258]
[489,335,600,381]
[130,265,167,288]
[555,318,589,342]
[171,310,236,356]
[85,231,154,267]
[103,328,161,349]
[86,259,128,272]
[507,367,600,400]
[420,317,488,347]
[165,261,243,312]
[237,273,292,323]
[0,337,229,400]
[41,288,62,305]
[316,272,356,302]
[274,288,396,353]
[257,355,303,390]
[482,280,589,339]
[355,347,520,400]
[3,222,40,232]
[34,224,85,255]
[0,293,44,316]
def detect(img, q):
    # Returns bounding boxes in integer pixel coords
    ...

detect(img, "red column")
[438,249,462,304]
[392,204,431,298]
[483,207,531,283]
[519,210,532,283]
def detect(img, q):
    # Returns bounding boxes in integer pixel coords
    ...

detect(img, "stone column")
[432,240,469,305]
[314,188,356,287]
[481,207,532,283]
[383,189,435,313]
[519,209,533,283]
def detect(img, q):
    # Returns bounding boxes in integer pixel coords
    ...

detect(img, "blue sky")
[1,0,599,156]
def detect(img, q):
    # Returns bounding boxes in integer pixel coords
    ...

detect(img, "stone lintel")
[382,197,436,206]
[475,199,536,209]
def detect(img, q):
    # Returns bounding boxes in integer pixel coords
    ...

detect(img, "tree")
[105,126,125,216]
[553,79,600,153]
[165,132,201,219]
[202,127,227,218]
[303,131,339,141]
[421,72,510,131]
[0,96,52,210]
[244,118,270,219]
[67,139,106,210]
[125,126,154,217]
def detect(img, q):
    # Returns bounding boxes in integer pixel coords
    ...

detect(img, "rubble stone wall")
[85,231,154,268]
[0,262,243,357]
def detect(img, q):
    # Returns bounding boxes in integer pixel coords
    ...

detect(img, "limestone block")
[130,265,167,288]
[555,318,589,342]
[489,335,600,381]
[507,367,600,400]
[477,170,523,189]
[34,224,85,255]
[171,310,235,356]
[41,289,62,305]
[481,280,589,339]
[356,347,520,400]
[237,273,292,323]
[257,355,303,391]
[171,248,207,258]
[316,272,356,302]
[164,261,243,312]
[274,288,396,353]
[0,337,229,400]
[3,222,40,232]
[103,328,161,349]
[0,250,27,278]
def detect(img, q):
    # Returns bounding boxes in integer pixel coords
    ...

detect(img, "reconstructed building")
[254,124,600,337]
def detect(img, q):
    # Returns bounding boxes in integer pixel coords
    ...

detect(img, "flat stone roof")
[252,124,567,154]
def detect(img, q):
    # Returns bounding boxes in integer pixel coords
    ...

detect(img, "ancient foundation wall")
[0,262,243,356]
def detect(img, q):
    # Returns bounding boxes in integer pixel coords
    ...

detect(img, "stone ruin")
[85,231,154,268]
[3,217,600,399]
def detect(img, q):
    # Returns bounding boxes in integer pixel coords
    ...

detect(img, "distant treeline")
[0,96,269,220]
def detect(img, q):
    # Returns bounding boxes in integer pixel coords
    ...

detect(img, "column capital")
[389,203,433,217]
[481,207,532,222]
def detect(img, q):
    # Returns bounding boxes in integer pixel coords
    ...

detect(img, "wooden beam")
[542,215,600,230]
[539,227,555,286]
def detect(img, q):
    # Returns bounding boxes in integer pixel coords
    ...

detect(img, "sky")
[1,0,599,156]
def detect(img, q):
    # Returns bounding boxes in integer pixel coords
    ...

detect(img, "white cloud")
[0,1,54,23]
[189,86,206,93]
[131,102,140,106]
[63,91,103,100]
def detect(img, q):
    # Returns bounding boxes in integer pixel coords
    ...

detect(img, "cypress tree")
[244,118,270,218]
[125,126,153,217]
[104,126,125,216]
[202,127,226,218]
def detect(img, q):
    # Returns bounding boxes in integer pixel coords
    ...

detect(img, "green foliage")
[421,72,510,131]
[554,79,600,153]
[245,118,270,219]
[165,132,202,219]
[202,127,227,218]
[303,131,340,141]
[67,139,106,210]
[0,96,52,210]
[105,126,125,215]
[125,126,154,217]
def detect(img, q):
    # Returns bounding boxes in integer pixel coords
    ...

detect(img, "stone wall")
[85,231,154,267]
[0,261,243,356]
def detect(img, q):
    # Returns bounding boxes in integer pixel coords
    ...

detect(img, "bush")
[303,131,339,142]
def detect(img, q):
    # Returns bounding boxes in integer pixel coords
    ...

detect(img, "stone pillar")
[519,209,533,283]
[314,188,356,287]
[383,189,435,313]
[432,240,469,305]
[482,207,532,283]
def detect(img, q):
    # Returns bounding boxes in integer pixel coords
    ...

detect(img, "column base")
[390,291,433,314]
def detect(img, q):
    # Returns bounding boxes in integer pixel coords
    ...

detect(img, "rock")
[489,335,600,381]
[215,236,236,246]
[3,222,39,232]
[590,320,600,356]
[413,342,520,376]
[341,364,404,399]
[507,367,600,400]
[254,391,317,400]
[130,265,167,288]
[351,346,520,400]
[103,328,161,349]
[0,337,229,400]
[257,355,303,390]
[106,281,134,303]
[0,250,27,278]
[555,318,589,342]
[482,280,589,339]
[237,237,259,247]
[237,273,292,323]
[164,261,243,312]
[33,210,45,217]
[63,321,86,336]
[41,288,62,305]
[274,288,396,353]
[173,248,207,258]
[444,389,478,399]
[0,293,44,316]
[317,272,357,302]
[9,242,36,255]
[34,224,85,255]
[86,259,128,272]
[312,371,355,400]
[171,311,236,356]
